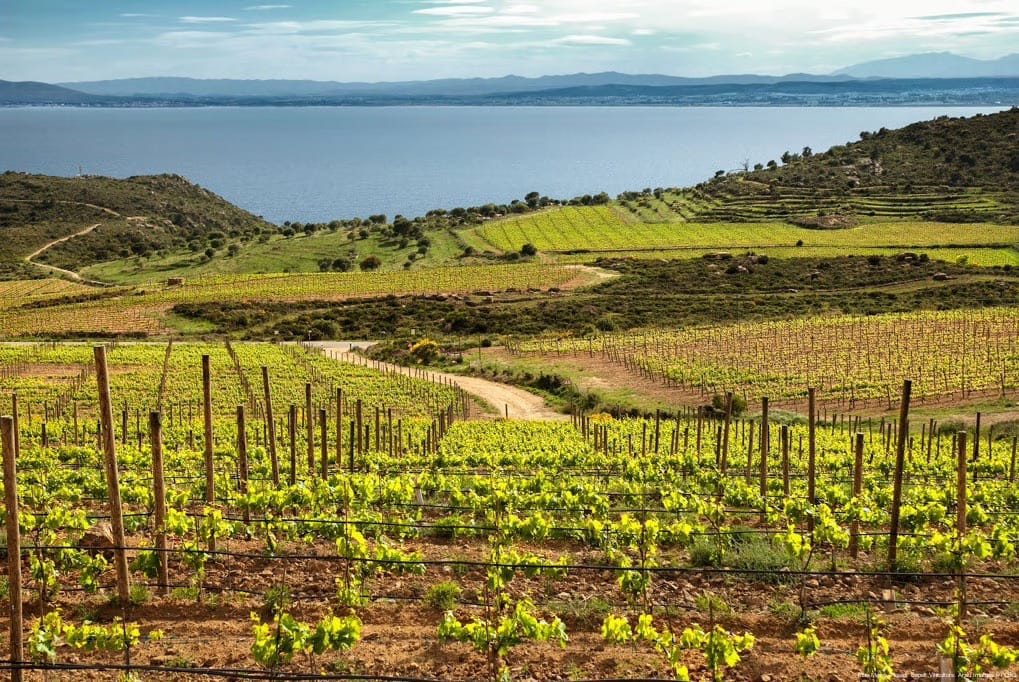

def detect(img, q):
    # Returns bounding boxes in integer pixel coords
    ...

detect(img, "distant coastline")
[3,75,1019,108]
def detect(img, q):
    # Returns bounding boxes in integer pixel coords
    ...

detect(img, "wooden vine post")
[237,406,250,524]
[288,404,297,485]
[94,346,132,604]
[850,432,864,559]
[807,388,817,534]
[2,416,24,682]
[335,388,344,468]
[149,412,169,595]
[956,430,968,621]
[305,382,314,475]
[781,424,790,496]
[759,397,769,499]
[202,355,215,504]
[11,392,20,457]
[887,379,912,574]
[261,367,280,486]
[319,408,328,479]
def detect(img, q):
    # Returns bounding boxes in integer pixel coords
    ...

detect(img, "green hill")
[688,107,1019,225]
[0,172,274,279]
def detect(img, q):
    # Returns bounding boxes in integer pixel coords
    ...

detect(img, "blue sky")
[3,0,1018,82]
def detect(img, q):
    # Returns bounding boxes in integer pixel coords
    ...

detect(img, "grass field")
[82,227,471,285]
[0,264,578,337]
[465,206,1019,254]
[0,278,96,308]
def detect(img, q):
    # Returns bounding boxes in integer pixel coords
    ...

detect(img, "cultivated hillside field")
[1,110,1018,681]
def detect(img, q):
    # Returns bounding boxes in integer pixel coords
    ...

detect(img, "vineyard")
[465,205,1019,257]
[0,264,580,338]
[512,307,1019,411]
[614,187,1012,225]
[2,343,1019,680]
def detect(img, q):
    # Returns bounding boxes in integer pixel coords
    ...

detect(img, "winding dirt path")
[24,222,110,285]
[17,199,125,286]
[310,342,567,421]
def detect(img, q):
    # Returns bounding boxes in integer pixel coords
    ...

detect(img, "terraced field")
[0,264,582,337]
[466,205,1019,254]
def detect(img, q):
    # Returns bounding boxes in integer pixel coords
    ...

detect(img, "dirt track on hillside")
[312,342,567,421]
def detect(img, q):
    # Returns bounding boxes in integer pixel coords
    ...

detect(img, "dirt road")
[311,342,567,421]
[24,222,109,284]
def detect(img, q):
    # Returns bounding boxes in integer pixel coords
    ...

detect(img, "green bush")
[425,581,461,611]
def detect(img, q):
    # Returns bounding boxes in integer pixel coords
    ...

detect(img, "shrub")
[425,582,461,611]
[359,255,382,271]
[711,393,747,417]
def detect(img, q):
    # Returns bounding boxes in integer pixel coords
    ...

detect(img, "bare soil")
[314,344,567,421]
[6,533,1019,681]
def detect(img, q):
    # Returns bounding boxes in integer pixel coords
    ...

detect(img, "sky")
[2,0,1019,83]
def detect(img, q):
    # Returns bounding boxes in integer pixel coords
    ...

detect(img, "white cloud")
[413,6,495,16]
[179,16,237,24]
[632,29,656,36]
[244,5,292,10]
[555,34,631,46]
[243,20,397,35]
[120,13,155,18]
[503,4,540,14]
[155,31,236,48]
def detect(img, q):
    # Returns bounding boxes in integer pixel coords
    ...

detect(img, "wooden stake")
[288,404,297,485]
[149,412,169,595]
[94,346,131,604]
[759,397,769,499]
[957,430,968,621]
[850,432,864,560]
[781,424,790,496]
[237,406,249,524]
[887,379,912,574]
[305,383,314,474]
[320,408,328,479]
[807,387,817,534]
[336,388,343,468]
[2,416,24,682]
[11,393,20,458]
[202,355,214,504]
[261,367,280,487]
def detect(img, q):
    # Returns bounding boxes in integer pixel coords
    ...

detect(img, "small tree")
[520,243,537,257]
[359,255,382,271]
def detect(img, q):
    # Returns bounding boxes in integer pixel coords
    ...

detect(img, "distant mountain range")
[834,52,1019,79]
[2,52,1018,107]
[56,72,857,99]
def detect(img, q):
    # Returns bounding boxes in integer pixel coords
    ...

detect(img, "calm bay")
[0,105,1003,224]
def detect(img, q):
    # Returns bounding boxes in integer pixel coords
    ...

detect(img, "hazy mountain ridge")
[4,77,1019,107]
[835,52,1019,79]
[1,53,1017,106]
[57,71,856,98]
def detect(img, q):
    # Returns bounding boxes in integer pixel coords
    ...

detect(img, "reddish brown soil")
[486,348,1019,425]
[5,533,1019,681]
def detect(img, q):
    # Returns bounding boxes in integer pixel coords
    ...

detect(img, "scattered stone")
[77,522,116,561]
